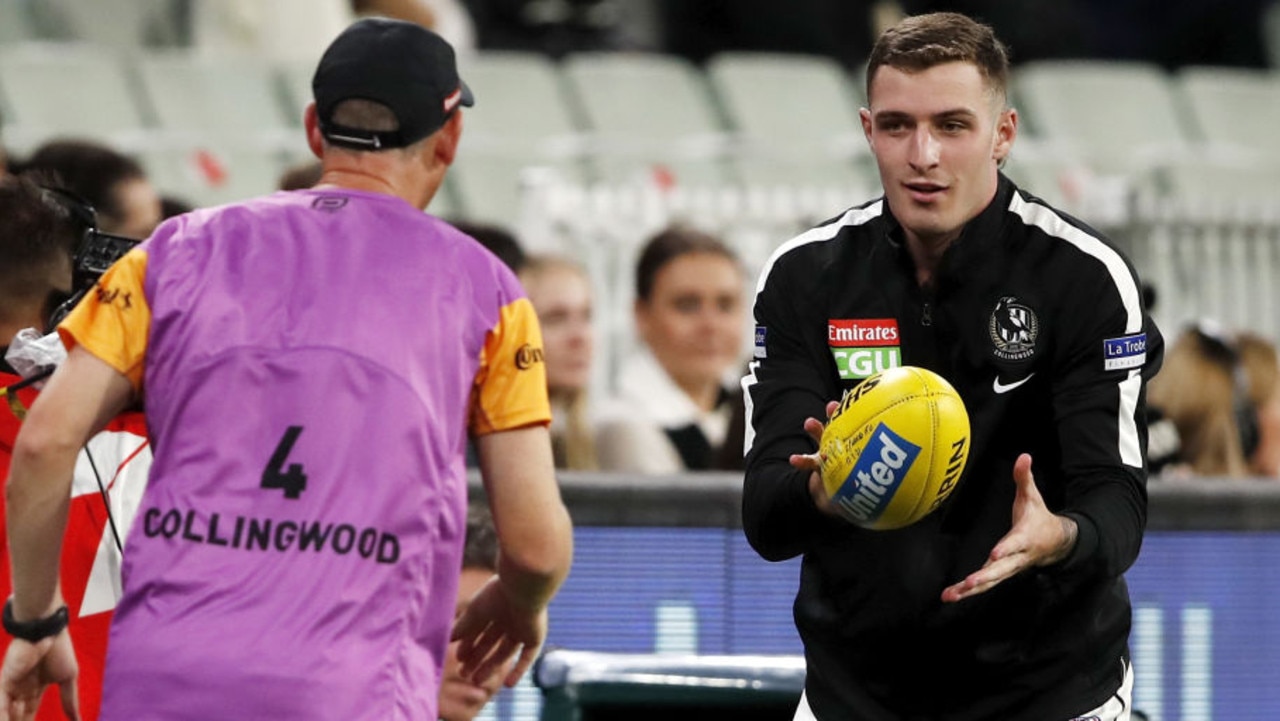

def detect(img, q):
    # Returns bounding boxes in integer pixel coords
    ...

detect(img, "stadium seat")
[1176,66,1280,161]
[0,1,39,44]
[133,50,298,151]
[449,148,587,230]
[29,0,183,48]
[136,143,291,209]
[1159,156,1280,206]
[706,51,867,162]
[561,51,734,186]
[1013,60,1191,175]
[0,42,152,154]
[460,50,584,158]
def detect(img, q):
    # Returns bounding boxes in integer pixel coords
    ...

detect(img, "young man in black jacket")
[742,12,1162,721]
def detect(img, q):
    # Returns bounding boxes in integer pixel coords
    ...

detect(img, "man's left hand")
[941,453,1078,603]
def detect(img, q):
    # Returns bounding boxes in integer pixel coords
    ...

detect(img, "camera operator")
[0,174,151,721]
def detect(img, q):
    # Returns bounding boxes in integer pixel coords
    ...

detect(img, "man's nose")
[908,128,941,170]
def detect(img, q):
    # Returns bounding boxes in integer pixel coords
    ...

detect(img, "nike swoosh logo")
[993,372,1035,394]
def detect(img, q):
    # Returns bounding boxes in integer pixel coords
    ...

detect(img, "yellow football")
[819,366,971,530]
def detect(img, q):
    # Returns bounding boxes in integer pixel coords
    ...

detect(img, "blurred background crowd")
[2,0,1280,481]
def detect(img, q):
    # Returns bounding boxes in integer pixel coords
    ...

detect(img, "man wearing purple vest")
[1,18,573,721]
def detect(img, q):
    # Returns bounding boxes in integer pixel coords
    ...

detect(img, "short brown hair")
[866,12,1011,104]
[0,175,77,324]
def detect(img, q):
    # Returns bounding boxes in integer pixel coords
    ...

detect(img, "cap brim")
[459,79,475,107]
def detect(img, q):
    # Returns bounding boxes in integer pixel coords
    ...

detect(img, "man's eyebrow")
[872,108,980,122]
[934,108,979,120]
[871,110,912,122]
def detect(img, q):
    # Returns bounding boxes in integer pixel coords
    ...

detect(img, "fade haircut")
[327,99,423,154]
[0,175,77,324]
[866,12,1011,106]
[330,98,400,133]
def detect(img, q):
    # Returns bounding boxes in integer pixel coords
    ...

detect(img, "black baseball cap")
[312,18,474,151]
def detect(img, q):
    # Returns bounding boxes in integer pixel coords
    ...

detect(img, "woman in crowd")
[1147,324,1280,477]
[1237,331,1280,477]
[520,254,598,469]
[596,225,746,473]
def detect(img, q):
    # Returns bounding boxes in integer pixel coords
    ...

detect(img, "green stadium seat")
[1014,60,1191,175]
[133,50,297,151]
[460,50,584,159]
[1176,66,1280,161]
[562,51,733,186]
[706,51,867,162]
[136,142,292,209]
[0,42,151,153]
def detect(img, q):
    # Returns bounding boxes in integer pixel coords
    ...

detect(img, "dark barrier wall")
[540,471,1280,530]
[474,473,1280,721]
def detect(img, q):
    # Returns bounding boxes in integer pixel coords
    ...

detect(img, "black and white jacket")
[742,174,1163,721]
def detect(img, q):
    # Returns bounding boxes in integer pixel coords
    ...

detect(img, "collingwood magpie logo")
[988,296,1038,361]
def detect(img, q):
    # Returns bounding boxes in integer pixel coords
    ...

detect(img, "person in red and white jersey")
[0,174,151,721]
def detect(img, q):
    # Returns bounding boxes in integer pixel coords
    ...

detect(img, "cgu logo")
[514,344,545,370]
[831,347,901,380]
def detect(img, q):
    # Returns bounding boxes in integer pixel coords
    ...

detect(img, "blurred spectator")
[160,194,195,220]
[453,221,526,273]
[902,0,1269,68]
[596,225,746,473]
[414,0,478,56]
[0,173,153,721]
[520,255,598,469]
[1237,332,1280,477]
[0,175,76,349]
[191,0,475,62]
[657,0,875,69]
[278,159,324,191]
[465,0,633,56]
[1147,324,1255,477]
[454,221,526,470]
[18,139,162,240]
[716,361,751,471]
[438,503,504,721]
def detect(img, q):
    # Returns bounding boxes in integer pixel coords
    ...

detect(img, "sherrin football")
[819,366,970,530]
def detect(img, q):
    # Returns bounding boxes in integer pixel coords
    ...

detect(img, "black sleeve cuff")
[1056,511,1100,573]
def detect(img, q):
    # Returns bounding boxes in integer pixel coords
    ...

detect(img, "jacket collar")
[880,172,1017,284]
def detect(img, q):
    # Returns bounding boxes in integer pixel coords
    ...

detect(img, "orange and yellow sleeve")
[57,248,152,393]
[470,297,553,436]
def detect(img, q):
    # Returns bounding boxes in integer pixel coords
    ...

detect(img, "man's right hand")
[790,401,841,517]
[450,576,547,690]
[0,631,79,721]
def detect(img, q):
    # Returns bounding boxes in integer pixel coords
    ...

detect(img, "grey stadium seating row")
[1,40,1278,226]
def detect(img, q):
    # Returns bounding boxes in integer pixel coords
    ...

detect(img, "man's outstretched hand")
[941,453,1078,603]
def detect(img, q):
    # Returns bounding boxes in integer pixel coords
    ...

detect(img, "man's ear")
[303,103,325,159]
[434,112,464,167]
[859,107,874,149]
[993,107,1018,164]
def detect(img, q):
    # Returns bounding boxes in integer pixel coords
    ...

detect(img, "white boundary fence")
[514,175,1280,399]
